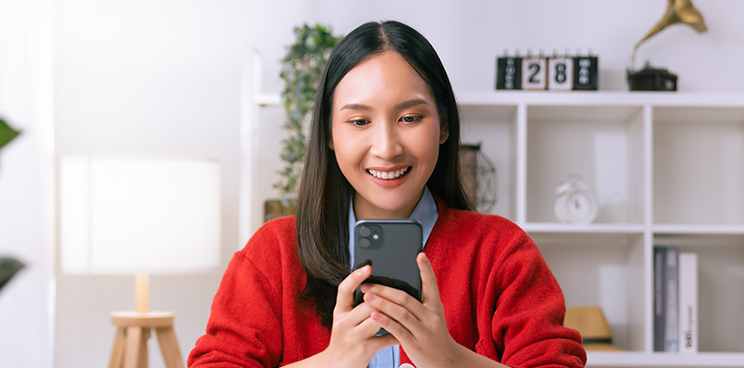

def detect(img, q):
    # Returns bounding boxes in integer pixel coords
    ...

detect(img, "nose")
[370,121,403,160]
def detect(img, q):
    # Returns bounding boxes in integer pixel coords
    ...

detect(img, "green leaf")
[0,258,25,292]
[0,118,21,152]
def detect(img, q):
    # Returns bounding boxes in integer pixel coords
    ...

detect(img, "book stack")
[653,246,698,353]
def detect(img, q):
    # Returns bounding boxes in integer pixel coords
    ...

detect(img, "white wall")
[53,0,252,367]
[12,0,739,367]
[0,0,54,367]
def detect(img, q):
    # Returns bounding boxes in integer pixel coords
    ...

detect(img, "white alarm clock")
[553,175,598,224]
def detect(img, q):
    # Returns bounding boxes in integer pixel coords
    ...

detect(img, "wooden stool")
[108,311,185,368]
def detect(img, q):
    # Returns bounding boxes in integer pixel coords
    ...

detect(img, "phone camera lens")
[359,226,371,237]
[360,238,371,248]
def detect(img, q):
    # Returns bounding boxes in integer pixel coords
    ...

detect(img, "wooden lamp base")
[108,311,184,368]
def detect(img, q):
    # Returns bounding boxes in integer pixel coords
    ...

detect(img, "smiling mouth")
[367,166,411,180]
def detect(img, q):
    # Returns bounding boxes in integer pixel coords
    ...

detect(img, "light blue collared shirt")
[348,186,439,368]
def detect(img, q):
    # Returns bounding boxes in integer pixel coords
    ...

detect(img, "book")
[664,246,679,352]
[678,252,698,353]
[653,247,666,352]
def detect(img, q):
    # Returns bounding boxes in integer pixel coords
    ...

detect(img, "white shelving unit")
[241,49,744,367]
[457,90,744,368]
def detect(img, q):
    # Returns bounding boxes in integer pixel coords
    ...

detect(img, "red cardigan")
[188,199,587,368]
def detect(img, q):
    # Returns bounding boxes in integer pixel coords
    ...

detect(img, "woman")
[189,20,586,368]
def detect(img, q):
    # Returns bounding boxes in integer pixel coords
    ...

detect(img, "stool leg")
[123,326,142,368]
[139,328,150,368]
[108,327,126,368]
[155,326,185,368]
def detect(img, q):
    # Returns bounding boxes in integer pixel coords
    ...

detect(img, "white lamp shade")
[60,156,221,274]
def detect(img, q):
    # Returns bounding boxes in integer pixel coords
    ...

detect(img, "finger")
[364,292,424,337]
[342,301,401,336]
[370,310,414,344]
[337,302,376,329]
[365,326,400,352]
[353,311,400,342]
[361,283,426,317]
[417,253,442,307]
[335,265,371,314]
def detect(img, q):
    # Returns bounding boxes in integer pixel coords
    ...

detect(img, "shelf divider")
[523,223,645,234]
[653,224,744,235]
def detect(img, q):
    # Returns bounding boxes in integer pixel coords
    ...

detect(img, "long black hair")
[295,20,472,329]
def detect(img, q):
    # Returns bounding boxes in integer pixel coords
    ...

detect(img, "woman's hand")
[316,264,399,368]
[360,253,467,368]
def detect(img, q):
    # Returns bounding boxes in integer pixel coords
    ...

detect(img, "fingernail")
[361,284,371,292]
[365,293,375,302]
[358,265,370,274]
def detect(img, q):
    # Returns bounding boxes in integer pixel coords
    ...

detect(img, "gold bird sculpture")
[631,0,707,69]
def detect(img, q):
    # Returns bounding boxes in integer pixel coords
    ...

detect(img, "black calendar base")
[627,65,677,92]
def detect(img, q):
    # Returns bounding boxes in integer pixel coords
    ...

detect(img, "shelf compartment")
[587,352,744,368]
[653,106,744,225]
[654,233,744,354]
[529,231,646,351]
[526,105,646,225]
[459,104,518,221]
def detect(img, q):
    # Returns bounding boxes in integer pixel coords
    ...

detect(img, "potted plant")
[0,117,24,292]
[265,24,341,222]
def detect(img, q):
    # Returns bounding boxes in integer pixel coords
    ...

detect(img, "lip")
[366,165,410,172]
[366,165,412,189]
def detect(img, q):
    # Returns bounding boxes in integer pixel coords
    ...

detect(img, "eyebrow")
[339,99,429,111]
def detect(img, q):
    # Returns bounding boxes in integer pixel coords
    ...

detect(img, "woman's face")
[330,51,447,219]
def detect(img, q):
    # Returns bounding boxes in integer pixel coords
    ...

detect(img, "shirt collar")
[348,186,439,268]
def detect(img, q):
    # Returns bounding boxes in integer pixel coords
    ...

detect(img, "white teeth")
[368,167,409,180]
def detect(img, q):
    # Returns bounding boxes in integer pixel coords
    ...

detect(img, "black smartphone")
[352,219,423,307]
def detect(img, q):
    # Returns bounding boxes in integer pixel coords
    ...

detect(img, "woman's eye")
[349,119,369,127]
[401,115,422,123]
